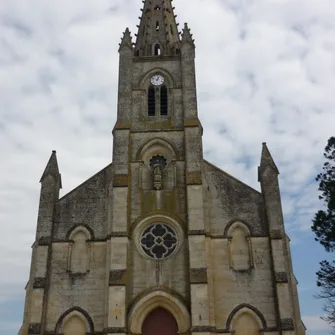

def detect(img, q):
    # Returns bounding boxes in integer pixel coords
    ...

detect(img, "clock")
[151,74,165,86]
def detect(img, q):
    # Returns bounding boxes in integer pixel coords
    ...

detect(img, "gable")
[53,164,113,241]
[203,160,267,236]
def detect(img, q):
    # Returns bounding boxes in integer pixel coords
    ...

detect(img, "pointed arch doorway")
[142,308,178,335]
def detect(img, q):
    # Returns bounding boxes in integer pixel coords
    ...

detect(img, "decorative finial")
[259,143,279,176]
[119,28,133,52]
[181,23,195,48]
[40,150,62,186]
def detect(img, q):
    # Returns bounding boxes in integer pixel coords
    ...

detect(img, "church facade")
[19,1,306,335]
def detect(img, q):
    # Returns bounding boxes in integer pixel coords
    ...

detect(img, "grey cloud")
[1,17,33,37]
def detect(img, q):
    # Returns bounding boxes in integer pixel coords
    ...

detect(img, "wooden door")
[142,308,178,335]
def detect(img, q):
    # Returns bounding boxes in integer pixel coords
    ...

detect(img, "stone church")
[19,1,306,334]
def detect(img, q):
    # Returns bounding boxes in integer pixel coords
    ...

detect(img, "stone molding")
[190,267,208,284]
[114,122,130,130]
[68,271,89,280]
[109,232,128,238]
[134,55,181,63]
[186,171,202,185]
[231,268,253,275]
[38,236,51,246]
[109,270,127,285]
[188,229,205,236]
[201,326,278,333]
[226,303,267,331]
[215,329,233,333]
[270,229,284,239]
[223,219,253,237]
[53,238,107,244]
[184,119,201,127]
[211,233,267,239]
[281,318,294,330]
[113,174,128,187]
[28,323,41,334]
[45,332,102,335]
[104,327,127,333]
[128,289,190,333]
[66,224,94,240]
[54,306,95,334]
[33,277,46,289]
[191,326,216,332]
[275,272,289,283]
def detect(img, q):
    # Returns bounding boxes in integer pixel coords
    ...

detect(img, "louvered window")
[148,86,156,116]
[160,85,168,116]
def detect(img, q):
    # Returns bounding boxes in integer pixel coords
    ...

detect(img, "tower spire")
[119,27,133,52]
[40,150,62,187]
[259,142,279,177]
[135,0,181,57]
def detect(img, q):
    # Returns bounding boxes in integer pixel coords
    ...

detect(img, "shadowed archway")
[142,308,178,335]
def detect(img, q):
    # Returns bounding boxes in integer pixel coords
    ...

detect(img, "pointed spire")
[40,150,62,187]
[119,27,133,52]
[181,23,195,48]
[259,143,279,176]
[134,0,181,57]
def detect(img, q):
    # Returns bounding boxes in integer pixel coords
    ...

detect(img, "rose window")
[140,223,178,260]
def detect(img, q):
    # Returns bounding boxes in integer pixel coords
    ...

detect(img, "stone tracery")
[140,223,178,260]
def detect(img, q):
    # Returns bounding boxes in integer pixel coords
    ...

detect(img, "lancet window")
[233,312,260,335]
[67,227,91,274]
[228,223,253,271]
[147,86,168,116]
[148,86,156,116]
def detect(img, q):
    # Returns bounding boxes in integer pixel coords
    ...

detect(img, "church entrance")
[142,308,178,335]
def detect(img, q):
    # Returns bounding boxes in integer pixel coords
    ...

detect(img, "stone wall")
[46,242,107,332]
[43,164,113,332]
[203,161,267,236]
[53,164,113,240]
[210,237,277,329]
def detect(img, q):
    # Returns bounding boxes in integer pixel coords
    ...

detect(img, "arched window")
[170,25,173,35]
[233,313,259,335]
[160,85,168,115]
[63,315,86,335]
[156,21,160,31]
[67,227,92,274]
[70,231,89,273]
[55,308,94,335]
[228,224,252,271]
[154,44,161,56]
[148,86,156,116]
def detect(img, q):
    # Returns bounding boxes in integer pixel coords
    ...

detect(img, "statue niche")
[137,138,178,196]
[150,155,167,190]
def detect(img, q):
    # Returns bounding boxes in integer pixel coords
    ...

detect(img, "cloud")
[0,0,334,333]
[303,315,332,332]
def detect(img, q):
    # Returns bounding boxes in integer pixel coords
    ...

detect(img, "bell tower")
[111,0,209,333]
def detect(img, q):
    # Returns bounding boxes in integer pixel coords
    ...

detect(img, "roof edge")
[58,163,113,202]
[203,159,261,196]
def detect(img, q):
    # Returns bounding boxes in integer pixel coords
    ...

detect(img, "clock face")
[151,74,165,86]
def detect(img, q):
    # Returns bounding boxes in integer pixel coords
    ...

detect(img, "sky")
[0,0,335,334]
